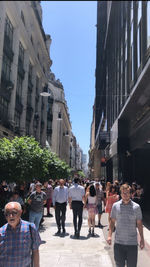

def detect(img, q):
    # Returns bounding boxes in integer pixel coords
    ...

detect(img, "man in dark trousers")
[69,177,85,238]
[53,179,68,235]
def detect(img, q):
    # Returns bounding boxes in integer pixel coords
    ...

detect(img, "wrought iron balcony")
[28,78,33,91]
[47,127,52,135]
[0,85,11,102]
[14,126,20,135]
[1,71,14,88]
[18,58,25,79]
[47,111,53,120]
[41,120,45,130]
[34,112,40,121]
[48,97,53,104]
[15,94,23,113]
[0,108,11,129]
[3,34,14,61]
[26,104,33,121]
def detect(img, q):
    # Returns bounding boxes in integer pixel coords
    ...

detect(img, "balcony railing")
[41,120,44,130]
[47,111,53,121]
[18,58,25,79]
[3,34,14,61]
[28,78,33,91]
[15,95,23,113]
[26,105,33,121]
[0,85,12,102]
[0,108,11,129]
[47,127,52,135]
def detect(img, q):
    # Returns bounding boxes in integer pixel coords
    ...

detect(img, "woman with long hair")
[85,184,97,236]
[105,184,119,226]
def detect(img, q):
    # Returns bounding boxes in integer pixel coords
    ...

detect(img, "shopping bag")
[82,208,88,220]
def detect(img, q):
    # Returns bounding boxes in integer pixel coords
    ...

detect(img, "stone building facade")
[47,72,72,165]
[0,1,52,147]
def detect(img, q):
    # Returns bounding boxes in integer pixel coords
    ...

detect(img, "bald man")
[53,179,68,235]
[0,202,41,267]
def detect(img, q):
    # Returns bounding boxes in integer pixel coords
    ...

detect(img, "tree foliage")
[0,136,71,183]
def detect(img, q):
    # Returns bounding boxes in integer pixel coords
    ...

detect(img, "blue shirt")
[0,220,41,267]
[68,184,85,201]
[53,186,68,205]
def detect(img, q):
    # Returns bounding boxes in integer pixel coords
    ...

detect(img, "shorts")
[97,204,102,214]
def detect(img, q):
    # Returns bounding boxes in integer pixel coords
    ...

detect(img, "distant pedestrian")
[44,180,53,217]
[28,182,47,230]
[107,184,145,267]
[69,177,85,238]
[53,179,68,235]
[95,181,105,228]
[0,202,41,267]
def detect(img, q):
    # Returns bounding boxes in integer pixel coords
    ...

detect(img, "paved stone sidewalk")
[39,207,113,267]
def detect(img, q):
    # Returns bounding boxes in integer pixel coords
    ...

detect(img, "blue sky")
[41,1,97,157]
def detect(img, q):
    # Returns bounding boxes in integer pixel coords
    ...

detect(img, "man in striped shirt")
[0,202,41,267]
[107,184,144,267]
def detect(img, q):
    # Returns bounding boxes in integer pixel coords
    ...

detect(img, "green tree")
[0,136,71,183]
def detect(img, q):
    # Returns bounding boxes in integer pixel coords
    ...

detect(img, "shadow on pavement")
[142,210,150,230]
[40,240,46,244]
[70,234,90,240]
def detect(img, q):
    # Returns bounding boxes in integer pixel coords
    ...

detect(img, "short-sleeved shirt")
[96,188,104,205]
[0,220,41,267]
[68,184,85,201]
[111,199,142,245]
[29,191,47,213]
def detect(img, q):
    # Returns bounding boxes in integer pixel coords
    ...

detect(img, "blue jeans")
[29,210,43,230]
[114,243,138,267]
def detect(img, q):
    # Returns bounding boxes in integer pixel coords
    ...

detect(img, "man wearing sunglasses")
[0,201,41,267]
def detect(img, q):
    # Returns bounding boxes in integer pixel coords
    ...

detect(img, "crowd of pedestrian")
[0,177,145,266]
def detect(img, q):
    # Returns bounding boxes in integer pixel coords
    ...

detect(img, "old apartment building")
[0,1,51,147]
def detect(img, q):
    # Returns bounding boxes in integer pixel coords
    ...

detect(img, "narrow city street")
[39,207,150,267]
[39,207,113,267]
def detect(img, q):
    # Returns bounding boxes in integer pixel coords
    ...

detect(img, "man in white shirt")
[69,177,85,238]
[53,179,68,235]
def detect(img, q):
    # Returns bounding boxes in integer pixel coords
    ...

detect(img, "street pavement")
[39,206,113,267]
[39,207,150,267]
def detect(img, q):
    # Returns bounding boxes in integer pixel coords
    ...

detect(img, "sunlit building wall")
[0,1,52,147]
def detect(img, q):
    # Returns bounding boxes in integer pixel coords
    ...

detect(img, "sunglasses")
[5,211,19,217]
